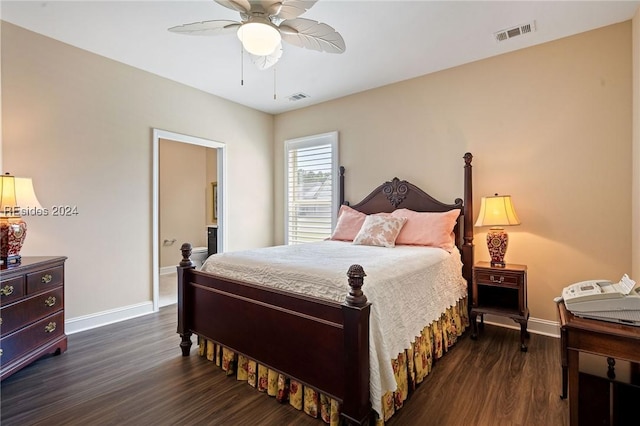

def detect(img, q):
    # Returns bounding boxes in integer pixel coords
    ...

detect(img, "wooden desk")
[557,302,640,426]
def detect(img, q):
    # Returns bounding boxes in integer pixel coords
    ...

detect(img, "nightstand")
[470,261,529,351]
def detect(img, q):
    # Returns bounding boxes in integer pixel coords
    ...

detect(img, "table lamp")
[0,173,43,265]
[475,193,520,267]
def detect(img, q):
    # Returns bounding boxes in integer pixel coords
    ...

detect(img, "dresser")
[0,256,68,380]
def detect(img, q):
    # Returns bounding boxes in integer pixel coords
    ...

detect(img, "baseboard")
[160,266,175,276]
[65,301,154,335]
[65,302,560,337]
[479,313,560,338]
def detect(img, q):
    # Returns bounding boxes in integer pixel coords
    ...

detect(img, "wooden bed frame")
[176,152,474,425]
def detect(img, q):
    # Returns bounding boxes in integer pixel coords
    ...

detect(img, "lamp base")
[487,227,509,268]
[0,217,27,265]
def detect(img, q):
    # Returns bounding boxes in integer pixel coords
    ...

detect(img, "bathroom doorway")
[152,129,225,311]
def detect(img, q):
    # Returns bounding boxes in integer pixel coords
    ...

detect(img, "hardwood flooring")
[0,305,568,425]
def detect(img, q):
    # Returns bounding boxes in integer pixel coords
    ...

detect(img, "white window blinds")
[285,132,339,245]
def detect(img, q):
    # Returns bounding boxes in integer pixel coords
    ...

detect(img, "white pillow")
[352,215,407,248]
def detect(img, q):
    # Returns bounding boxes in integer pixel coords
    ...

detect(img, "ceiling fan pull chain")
[273,67,277,100]
[240,34,244,86]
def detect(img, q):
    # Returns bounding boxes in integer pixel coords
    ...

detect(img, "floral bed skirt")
[197,297,468,424]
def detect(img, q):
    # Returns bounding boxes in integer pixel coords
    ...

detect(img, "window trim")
[284,131,339,245]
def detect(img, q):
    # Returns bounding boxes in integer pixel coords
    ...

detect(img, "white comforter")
[201,240,467,415]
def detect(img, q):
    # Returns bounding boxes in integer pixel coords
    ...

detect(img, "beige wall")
[0,20,3,170]
[633,8,640,282]
[159,139,215,268]
[2,22,274,319]
[274,22,633,322]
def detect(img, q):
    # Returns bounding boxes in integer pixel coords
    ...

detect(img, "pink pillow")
[352,215,407,248]
[391,208,460,251]
[330,205,366,241]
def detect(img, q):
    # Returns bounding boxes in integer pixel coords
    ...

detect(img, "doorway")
[152,129,225,311]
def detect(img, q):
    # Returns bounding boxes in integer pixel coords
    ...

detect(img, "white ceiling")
[2,1,639,114]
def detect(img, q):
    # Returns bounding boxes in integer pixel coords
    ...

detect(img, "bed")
[176,152,474,424]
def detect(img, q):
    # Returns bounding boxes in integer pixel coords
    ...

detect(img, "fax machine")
[559,274,640,326]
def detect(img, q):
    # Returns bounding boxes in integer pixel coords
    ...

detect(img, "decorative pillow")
[391,208,460,251]
[330,205,366,241]
[352,215,407,248]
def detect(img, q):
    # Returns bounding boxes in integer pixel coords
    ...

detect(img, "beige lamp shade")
[0,174,43,217]
[474,194,520,228]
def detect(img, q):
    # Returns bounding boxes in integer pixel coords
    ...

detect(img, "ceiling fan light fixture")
[170,1,345,71]
[237,21,281,56]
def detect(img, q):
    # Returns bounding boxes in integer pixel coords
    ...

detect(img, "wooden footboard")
[177,244,372,425]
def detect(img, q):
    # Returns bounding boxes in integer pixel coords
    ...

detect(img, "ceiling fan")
[168,0,346,70]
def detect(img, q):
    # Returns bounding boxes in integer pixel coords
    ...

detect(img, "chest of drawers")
[1,256,67,380]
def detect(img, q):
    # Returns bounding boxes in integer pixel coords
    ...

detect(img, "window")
[285,132,339,245]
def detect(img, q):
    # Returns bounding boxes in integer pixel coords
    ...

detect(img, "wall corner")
[632,7,640,280]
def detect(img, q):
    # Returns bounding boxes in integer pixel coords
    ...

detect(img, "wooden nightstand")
[470,261,529,351]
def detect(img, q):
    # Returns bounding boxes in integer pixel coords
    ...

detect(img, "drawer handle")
[45,322,57,333]
[0,285,14,296]
[42,274,53,284]
[489,275,505,284]
[45,296,57,307]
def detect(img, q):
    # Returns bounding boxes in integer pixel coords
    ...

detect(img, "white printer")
[560,274,640,326]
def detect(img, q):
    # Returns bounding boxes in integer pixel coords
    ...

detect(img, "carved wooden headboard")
[338,153,474,289]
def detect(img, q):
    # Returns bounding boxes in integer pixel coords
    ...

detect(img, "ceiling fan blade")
[168,20,241,36]
[250,42,283,70]
[279,18,345,53]
[215,0,251,14]
[268,0,317,20]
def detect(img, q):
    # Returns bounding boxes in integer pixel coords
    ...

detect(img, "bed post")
[341,264,371,425]
[177,243,195,356]
[461,153,474,297]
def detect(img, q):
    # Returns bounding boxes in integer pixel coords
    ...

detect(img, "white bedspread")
[201,240,467,415]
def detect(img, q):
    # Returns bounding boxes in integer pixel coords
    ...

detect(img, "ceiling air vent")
[494,21,536,42]
[288,92,310,102]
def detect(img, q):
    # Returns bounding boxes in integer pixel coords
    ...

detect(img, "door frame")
[152,129,226,311]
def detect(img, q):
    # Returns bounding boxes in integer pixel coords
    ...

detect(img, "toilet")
[191,246,208,269]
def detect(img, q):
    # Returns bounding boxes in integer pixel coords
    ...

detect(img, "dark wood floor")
[1,305,568,425]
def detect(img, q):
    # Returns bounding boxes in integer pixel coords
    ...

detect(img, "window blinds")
[285,133,338,245]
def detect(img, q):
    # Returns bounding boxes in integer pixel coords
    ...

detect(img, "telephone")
[558,274,640,326]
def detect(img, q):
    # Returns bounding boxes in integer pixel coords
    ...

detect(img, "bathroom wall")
[159,139,216,268]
